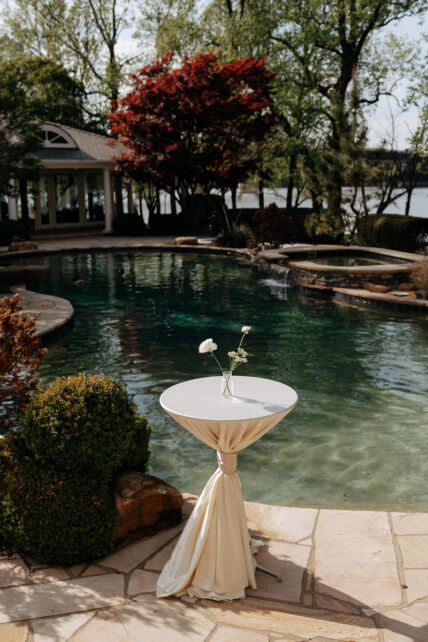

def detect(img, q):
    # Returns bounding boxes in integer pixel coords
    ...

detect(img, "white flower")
[228,351,238,357]
[241,326,251,333]
[198,338,218,353]
[238,348,248,356]
[236,356,247,363]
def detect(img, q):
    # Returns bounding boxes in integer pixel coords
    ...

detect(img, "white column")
[8,180,18,220]
[103,168,113,233]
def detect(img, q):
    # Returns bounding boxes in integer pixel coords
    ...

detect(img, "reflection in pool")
[33,252,428,508]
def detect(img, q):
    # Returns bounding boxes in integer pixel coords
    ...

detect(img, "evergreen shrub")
[0,374,151,564]
[357,214,428,253]
[0,457,117,565]
[22,373,150,482]
[216,223,253,248]
[0,220,31,246]
[112,213,146,236]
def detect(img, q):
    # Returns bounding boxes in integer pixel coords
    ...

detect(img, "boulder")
[396,281,416,291]
[363,282,390,294]
[113,472,183,546]
[9,241,39,252]
[174,236,198,245]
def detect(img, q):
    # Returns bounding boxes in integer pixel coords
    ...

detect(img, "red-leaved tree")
[0,294,47,434]
[109,51,275,224]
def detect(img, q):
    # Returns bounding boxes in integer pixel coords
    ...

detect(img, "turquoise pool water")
[33,252,428,508]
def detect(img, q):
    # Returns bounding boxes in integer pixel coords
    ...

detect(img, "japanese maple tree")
[0,294,46,434]
[109,51,275,217]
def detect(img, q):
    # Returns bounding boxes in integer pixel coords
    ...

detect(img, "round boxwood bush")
[21,373,150,482]
[0,459,117,565]
[0,374,151,564]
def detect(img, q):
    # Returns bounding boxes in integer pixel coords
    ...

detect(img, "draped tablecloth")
[156,376,298,601]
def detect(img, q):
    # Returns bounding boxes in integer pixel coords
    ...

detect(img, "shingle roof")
[39,122,126,163]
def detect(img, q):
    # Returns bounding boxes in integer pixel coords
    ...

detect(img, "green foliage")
[0,374,151,564]
[0,221,31,246]
[357,214,428,253]
[121,415,151,473]
[304,210,345,244]
[112,214,146,236]
[252,203,298,246]
[22,373,150,482]
[0,451,117,565]
[215,223,253,248]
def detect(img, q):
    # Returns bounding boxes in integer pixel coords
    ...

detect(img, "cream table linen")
[156,376,298,601]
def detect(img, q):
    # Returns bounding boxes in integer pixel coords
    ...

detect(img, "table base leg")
[256,563,282,582]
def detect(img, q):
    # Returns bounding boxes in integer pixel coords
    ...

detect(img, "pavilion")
[5,122,133,234]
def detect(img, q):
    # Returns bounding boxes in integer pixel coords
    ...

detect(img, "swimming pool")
[33,251,428,509]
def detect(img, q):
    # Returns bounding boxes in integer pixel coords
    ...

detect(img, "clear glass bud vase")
[221,371,234,398]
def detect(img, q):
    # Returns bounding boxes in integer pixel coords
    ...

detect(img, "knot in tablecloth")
[217,451,237,475]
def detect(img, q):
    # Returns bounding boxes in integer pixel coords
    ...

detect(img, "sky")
[364,14,427,148]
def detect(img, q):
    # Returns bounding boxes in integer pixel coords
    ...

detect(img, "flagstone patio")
[1,494,428,641]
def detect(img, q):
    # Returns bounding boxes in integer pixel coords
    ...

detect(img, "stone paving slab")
[0,574,124,624]
[314,510,402,609]
[198,598,379,640]
[0,286,74,337]
[98,524,183,573]
[1,502,428,639]
[245,502,318,542]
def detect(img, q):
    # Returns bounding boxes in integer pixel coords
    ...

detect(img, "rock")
[396,282,416,291]
[9,241,39,252]
[363,282,390,294]
[113,473,183,546]
[174,236,198,245]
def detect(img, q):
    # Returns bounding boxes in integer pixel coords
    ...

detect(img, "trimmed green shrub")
[0,220,31,246]
[357,214,428,253]
[216,223,253,248]
[0,459,117,565]
[21,373,150,482]
[122,414,151,472]
[112,213,146,236]
[0,374,151,564]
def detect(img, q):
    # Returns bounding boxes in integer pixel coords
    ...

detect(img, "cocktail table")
[156,375,298,601]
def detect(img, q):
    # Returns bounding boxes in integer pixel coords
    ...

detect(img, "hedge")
[357,214,428,253]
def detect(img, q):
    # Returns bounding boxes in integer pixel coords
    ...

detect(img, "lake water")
[153,187,428,220]
[33,252,428,509]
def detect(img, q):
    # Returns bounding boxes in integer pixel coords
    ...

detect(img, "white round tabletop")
[160,376,298,422]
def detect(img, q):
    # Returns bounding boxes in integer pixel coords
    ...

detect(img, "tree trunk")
[286,154,296,212]
[170,186,177,217]
[258,180,264,210]
[231,185,237,212]
[114,176,123,216]
[404,189,412,216]
[156,187,161,216]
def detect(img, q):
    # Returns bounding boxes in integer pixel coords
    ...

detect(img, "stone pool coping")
[2,494,428,641]
[0,287,74,337]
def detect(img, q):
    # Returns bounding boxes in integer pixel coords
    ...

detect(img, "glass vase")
[221,371,234,398]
